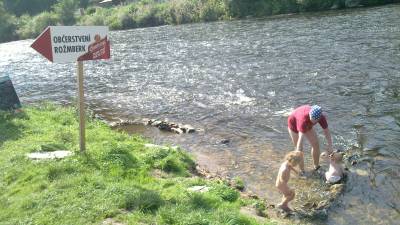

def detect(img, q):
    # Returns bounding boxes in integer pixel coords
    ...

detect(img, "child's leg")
[278,187,295,211]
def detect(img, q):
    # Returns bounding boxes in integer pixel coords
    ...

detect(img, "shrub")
[215,208,257,225]
[233,176,245,191]
[131,2,167,27]
[166,0,201,24]
[52,0,79,25]
[198,0,228,22]
[123,189,164,212]
[85,7,97,15]
[187,192,219,210]
[210,184,239,202]
[17,12,59,39]
[78,12,106,26]
[0,2,17,42]
[46,163,76,181]
[100,142,138,170]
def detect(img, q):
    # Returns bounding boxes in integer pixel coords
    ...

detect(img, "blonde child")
[320,150,344,184]
[275,151,303,212]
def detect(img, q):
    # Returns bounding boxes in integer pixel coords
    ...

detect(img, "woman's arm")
[289,165,299,175]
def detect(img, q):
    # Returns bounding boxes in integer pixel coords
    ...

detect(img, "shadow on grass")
[0,110,27,148]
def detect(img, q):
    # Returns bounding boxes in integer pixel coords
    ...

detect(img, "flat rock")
[187,186,210,192]
[27,150,73,160]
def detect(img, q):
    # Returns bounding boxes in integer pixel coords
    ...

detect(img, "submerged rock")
[146,119,197,134]
[106,117,198,135]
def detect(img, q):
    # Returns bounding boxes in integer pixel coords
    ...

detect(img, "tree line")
[1,0,399,43]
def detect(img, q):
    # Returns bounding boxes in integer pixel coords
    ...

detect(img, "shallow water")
[1,4,400,224]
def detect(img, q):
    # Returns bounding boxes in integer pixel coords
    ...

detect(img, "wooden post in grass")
[77,61,86,152]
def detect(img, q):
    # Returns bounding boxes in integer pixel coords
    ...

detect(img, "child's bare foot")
[277,203,292,212]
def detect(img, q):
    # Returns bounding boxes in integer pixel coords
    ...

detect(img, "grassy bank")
[1,0,400,43]
[0,104,271,225]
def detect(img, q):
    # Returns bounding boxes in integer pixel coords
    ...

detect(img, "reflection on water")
[1,4,400,225]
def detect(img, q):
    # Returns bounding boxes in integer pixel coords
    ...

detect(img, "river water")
[1,4,399,225]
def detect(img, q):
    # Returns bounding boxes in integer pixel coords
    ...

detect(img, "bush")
[297,0,339,12]
[166,0,201,24]
[210,184,239,202]
[52,0,79,25]
[104,6,137,30]
[198,0,228,22]
[131,2,167,27]
[187,192,219,210]
[78,12,106,26]
[100,142,138,170]
[85,7,97,15]
[17,12,59,39]
[0,2,17,42]
[123,189,164,212]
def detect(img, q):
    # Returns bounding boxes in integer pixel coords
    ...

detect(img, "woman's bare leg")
[288,128,304,172]
[305,128,320,169]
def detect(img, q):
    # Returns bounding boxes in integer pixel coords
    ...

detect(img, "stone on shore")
[27,150,73,160]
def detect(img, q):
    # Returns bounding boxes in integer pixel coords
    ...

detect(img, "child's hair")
[331,151,343,162]
[285,151,302,166]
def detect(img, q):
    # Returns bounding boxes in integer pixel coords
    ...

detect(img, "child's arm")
[289,165,299,175]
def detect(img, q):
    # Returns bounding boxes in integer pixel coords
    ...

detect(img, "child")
[275,151,303,212]
[320,150,344,184]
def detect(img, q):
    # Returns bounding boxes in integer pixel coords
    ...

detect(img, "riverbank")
[0,104,271,225]
[1,0,400,43]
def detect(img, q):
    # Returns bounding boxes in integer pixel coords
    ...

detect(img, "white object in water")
[27,151,73,160]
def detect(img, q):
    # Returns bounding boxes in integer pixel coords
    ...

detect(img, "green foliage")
[132,2,166,27]
[16,12,60,39]
[210,183,240,202]
[78,10,106,26]
[233,176,245,191]
[53,0,79,25]
[40,143,68,152]
[123,189,164,212]
[166,0,201,24]
[187,192,220,210]
[254,200,267,217]
[198,0,228,21]
[2,0,58,16]
[144,145,196,176]
[0,2,17,42]
[99,142,139,170]
[297,0,339,12]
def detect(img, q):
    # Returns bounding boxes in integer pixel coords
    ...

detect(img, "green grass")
[0,103,272,225]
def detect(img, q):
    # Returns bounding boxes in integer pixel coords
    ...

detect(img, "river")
[1,4,399,225]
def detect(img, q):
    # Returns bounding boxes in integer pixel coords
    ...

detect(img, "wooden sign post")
[77,61,85,152]
[31,26,111,152]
